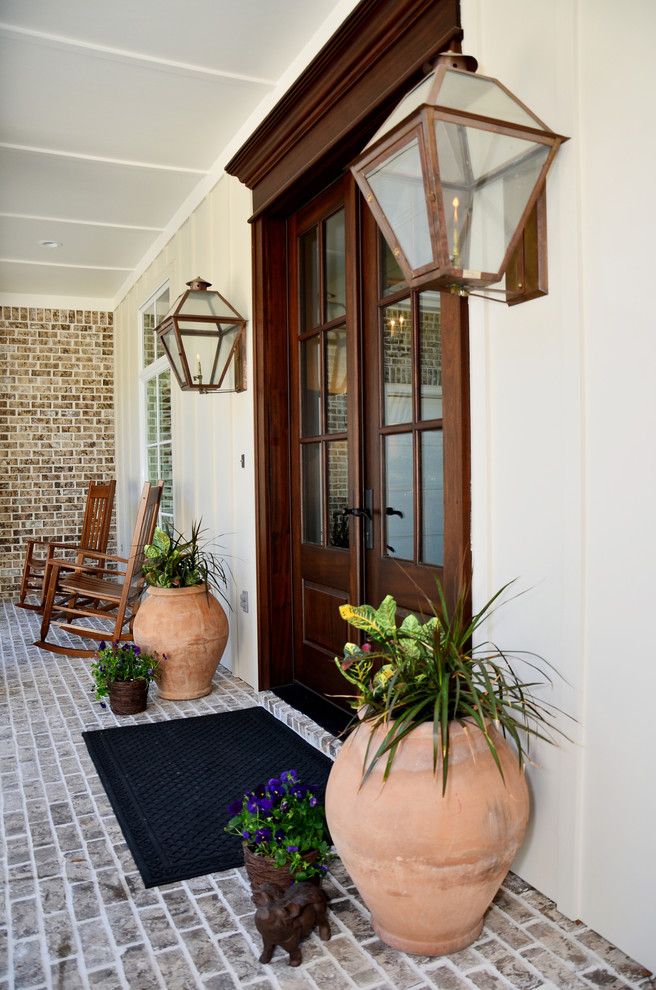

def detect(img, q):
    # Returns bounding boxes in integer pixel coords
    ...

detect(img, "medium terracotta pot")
[325,719,529,956]
[133,584,229,700]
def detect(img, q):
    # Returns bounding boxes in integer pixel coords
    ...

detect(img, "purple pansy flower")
[258,797,274,813]
[281,769,298,784]
[255,827,272,843]
[309,796,317,807]
[286,844,299,853]
[247,797,259,814]
[227,800,242,816]
[241,830,251,839]
[99,641,106,650]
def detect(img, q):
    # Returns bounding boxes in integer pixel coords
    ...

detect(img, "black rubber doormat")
[82,707,333,888]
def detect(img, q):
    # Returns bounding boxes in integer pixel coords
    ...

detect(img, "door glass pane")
[419,291,442,420]
[382,298,413,425]
[326,327,347,433]
[325,209,346,321]
[366,138,432,270]
[384,433,414,560]
[421,431,444,565]
[302,443,323,545]
[327,440,349,549]
[380,234,406,297]
[300,227,319,331]
[301,335,322,437]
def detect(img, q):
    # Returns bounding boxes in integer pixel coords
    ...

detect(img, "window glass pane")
[160,442,173,522]
[158,371,171,442]
[382,298,413,425]
[380,234,406,297]
[421,431,444,565]
[326,327,347,433]
[155,288,169,358]
[419,292,442,420]
[302,443,323,545]
[327,440,349,549]
[300,227,320,331]
[384,433,414,560]
[146,377,158,446]
[301,335,321,437]
[366,139,432,271]
[147,445,159,484]
[325,209,346,321]
[143,306,155,366]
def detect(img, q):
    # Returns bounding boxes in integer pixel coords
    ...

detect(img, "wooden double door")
[288,176,468,703]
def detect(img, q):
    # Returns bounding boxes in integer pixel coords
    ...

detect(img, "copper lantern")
[351,52,568,294]
[156,277,246,393]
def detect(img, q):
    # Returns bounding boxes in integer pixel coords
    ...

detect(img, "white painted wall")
[112,0,656,969]
[463,0,656,970]
[113,175,258,688]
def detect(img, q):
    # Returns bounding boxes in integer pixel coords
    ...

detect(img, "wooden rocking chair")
[17,480,116,611]
[34,481,163,657]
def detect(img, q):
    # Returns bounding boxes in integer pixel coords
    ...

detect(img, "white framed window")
[140,282,174,530]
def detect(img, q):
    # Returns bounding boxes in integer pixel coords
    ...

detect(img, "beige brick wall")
[0,306,116,598]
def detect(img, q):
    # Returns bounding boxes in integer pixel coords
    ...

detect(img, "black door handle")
[341,506,372,521]
[385,506,404,518]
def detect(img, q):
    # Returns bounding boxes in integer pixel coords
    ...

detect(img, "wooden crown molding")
[226,0,461,213]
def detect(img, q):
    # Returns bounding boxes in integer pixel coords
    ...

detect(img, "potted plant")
[133,522,230,700]
[225,769,331,892]
[90,641,159,715]
[325,583,570,957]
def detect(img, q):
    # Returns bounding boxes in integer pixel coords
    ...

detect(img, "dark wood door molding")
[233,0,463,691]
[226,0,461,216]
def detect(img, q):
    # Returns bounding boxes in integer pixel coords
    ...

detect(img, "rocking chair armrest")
[46,541,85,551]
[78,549,129,564]
[45,560,126,580]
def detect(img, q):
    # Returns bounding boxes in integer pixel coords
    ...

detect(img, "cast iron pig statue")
[252,881,331,966]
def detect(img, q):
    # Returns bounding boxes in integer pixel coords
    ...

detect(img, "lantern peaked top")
[155,276,247,393]
[352,50,568,296]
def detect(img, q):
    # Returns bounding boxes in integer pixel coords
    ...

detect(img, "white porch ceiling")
[0,0,348,304]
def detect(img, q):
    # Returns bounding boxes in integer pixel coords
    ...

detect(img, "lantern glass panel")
[366,138,432,271]
[180,290,240,319]
[160,325,185,385]
[367,72,436,147]
[215,324,241,391]
[437,70,544,128]
[178,324,222,386]
[436,120,549,274]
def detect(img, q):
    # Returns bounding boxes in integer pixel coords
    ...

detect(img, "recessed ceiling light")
[39,240,62,248]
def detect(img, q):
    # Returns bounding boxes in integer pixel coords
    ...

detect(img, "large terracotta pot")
[133,584,229,700]
[325,719,529,956]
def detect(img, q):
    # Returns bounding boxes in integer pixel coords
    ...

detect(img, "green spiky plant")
[334,581,571,793]
[142,520,230,608]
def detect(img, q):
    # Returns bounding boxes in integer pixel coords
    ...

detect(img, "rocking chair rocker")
[34,481,163,657]
[17,480,116,611]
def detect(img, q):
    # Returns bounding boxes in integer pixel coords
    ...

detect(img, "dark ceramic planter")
[108,679,148,715]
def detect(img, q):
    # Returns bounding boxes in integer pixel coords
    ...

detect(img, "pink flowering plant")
[224,769,330,881]
[90,641,160,702]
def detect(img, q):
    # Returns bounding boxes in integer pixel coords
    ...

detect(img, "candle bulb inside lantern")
[196,353,202,379]
[452,197,460,266]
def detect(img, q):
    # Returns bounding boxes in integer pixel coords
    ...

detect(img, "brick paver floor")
[1,602,653,989]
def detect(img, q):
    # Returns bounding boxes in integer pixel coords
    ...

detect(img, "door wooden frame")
[227,0,463,690]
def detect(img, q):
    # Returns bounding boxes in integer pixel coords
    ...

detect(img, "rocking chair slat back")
[123,481,164,603]
[18,478,116,609]
[80,480,116,552]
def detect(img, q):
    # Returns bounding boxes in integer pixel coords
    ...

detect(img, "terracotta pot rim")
[144,583,210,597]
[356,715,494,741]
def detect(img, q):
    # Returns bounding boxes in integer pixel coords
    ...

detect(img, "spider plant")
[142,520,231,608]
[334,580,571,793]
